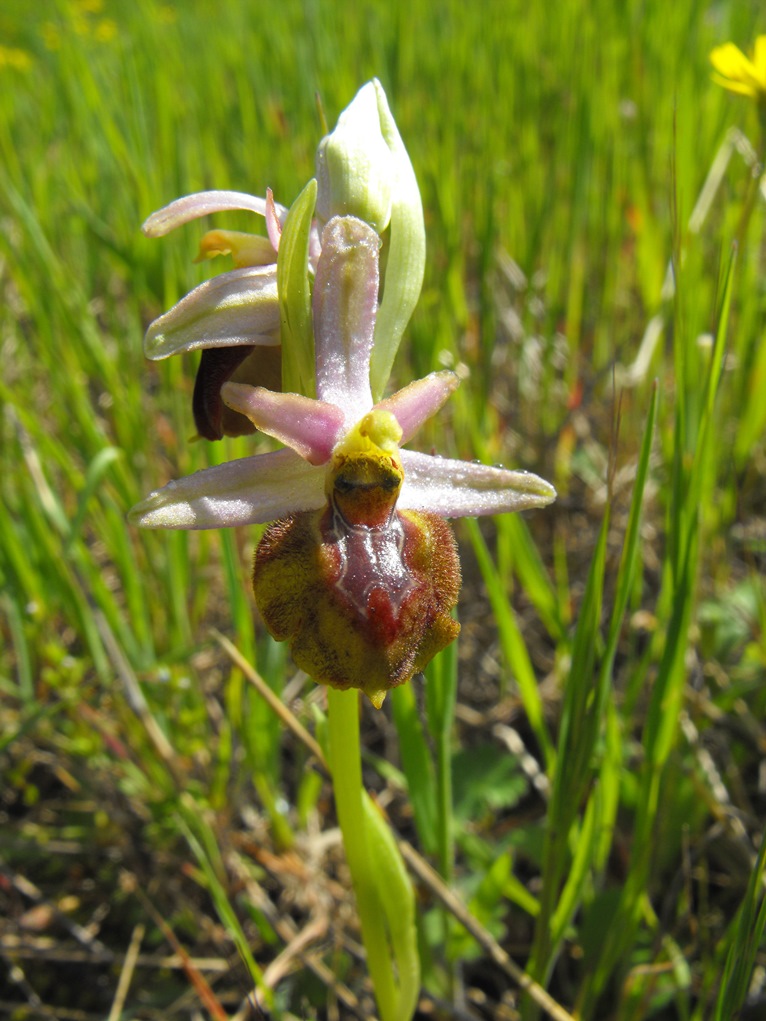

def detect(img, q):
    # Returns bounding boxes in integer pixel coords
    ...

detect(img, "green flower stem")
[327,686,419,1021]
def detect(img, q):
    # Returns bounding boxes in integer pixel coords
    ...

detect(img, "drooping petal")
[194,346,257,440]
[313,217,377,422]
[128,449,325,530]
[144,266,280,359]
[222,383,344,464]
[710,75,760,96]
[376,370,459,443]
[142,190,289,237]
[265,187,283,252]
[398,450,556,518]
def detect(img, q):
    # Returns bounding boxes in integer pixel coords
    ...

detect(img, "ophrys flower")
[131,216,556,706]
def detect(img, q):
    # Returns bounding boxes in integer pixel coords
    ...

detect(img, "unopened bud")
[316,81,394,233]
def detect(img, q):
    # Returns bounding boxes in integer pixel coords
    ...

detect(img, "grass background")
[2,0,766,1018]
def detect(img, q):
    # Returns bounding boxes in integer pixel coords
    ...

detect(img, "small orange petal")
[194,229,275,268]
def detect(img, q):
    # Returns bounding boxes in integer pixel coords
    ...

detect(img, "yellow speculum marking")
[327,410,404,527]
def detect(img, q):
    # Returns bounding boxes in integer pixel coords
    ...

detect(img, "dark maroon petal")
[192,346,256,440]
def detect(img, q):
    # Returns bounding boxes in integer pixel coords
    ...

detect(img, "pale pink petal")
[222,384,344,465]
[376,370,459,443]
[308,222,322,271]
[144,266,280,359]
[398,450,556,518]
[265,188,282,252]
[128,449,325,530]
[313,217,378,422]
[142,190,289,237]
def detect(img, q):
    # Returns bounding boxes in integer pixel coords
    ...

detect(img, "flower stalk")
[327,687,419,1021]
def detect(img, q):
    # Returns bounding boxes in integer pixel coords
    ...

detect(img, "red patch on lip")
[365,586,400,646]
[253,507,461,706]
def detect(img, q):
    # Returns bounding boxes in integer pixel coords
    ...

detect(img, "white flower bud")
[316,82,394,233]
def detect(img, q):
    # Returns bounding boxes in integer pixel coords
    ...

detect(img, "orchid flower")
[141,79,424,441]
[131,216,556,707]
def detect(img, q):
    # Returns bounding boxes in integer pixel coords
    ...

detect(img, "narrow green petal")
[277,178,317,397]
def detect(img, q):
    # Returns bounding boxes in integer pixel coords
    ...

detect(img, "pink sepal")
[313,217,378,424]
[128,449,325,530]
[142,189,289,237]
[265,188,282,253]
[144,266,280,359]
[398,450,557,518]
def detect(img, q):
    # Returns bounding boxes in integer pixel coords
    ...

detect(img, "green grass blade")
[713,834,766,1019]
[464,517,555,770]
[390,682,438,858]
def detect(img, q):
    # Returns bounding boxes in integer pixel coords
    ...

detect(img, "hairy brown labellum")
[253,505,460,708]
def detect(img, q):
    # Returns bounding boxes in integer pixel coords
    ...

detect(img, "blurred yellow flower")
[41,22,62,51]
[0,45,32,71]
[710,36,766,99]
[94,19,118,43]
[157,5,177,24]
